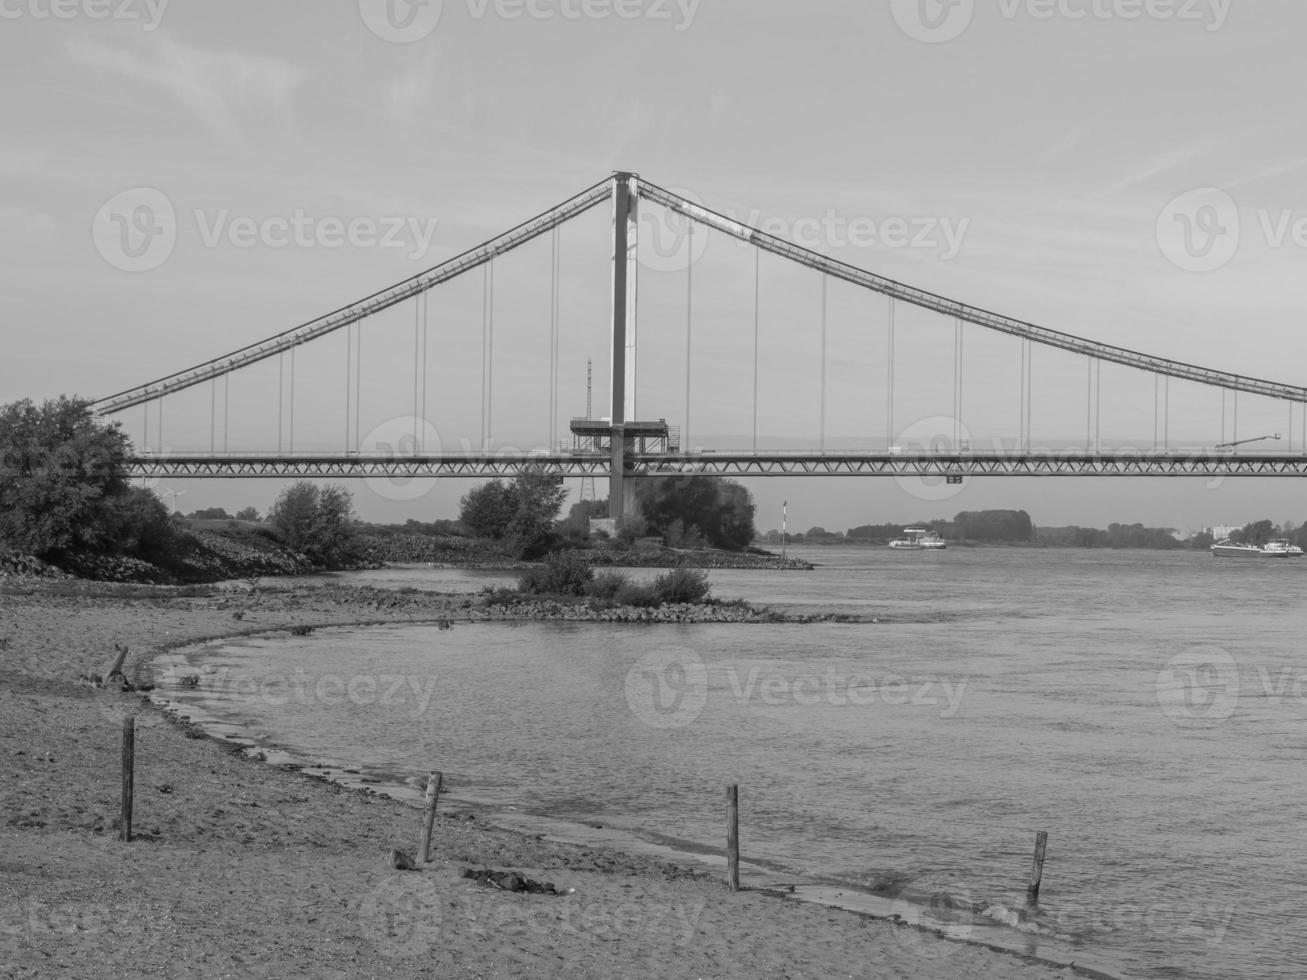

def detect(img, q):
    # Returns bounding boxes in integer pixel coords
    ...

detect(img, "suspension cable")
[752,247,760,452]
[819,274,827,450]
[684,224,693,448]
[886,296,895,448]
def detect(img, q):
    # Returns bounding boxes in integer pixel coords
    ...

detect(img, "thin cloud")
[64,32,307,150]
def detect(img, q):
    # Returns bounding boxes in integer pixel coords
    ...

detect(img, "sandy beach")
[1,582,1090,979]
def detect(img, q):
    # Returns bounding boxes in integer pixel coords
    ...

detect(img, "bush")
[652,565,712,604]
[614,581,662,608]
[518,549,593,596]
[584,570,629,600]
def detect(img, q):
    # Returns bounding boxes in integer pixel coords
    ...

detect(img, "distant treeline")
[761,513,1307,550]
[762,510,1036,545]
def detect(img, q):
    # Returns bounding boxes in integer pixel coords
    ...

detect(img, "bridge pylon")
[608,171,639,520]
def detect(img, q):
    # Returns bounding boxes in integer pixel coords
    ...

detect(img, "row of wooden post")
[116,732,1050,907]
[724,783,1050,906]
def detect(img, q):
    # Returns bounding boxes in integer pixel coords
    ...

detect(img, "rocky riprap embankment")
[0,550,70,581]
[585,548,813,571]
[471,596,846,623]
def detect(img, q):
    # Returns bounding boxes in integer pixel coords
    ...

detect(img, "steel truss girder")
[126,452,1307,479]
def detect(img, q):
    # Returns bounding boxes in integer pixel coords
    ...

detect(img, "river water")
[154,547,1307,979]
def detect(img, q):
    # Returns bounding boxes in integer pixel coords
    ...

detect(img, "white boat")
[889,528,947,550]
[1211,538,1304,558]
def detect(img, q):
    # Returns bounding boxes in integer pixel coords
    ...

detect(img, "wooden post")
[120,715,135,843]
[1026,831,1048,904]
[726,784,739,892]
[106,643,129,684]
[417,771,443,866]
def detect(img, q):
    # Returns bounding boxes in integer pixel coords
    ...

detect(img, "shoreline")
[3,581,1103,979]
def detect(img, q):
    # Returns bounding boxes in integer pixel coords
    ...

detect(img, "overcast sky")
[5,0,1307,533]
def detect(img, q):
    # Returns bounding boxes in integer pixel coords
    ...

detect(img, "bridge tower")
[608,171,639,520]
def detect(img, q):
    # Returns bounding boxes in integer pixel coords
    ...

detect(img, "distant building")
[1206,525,1241,540]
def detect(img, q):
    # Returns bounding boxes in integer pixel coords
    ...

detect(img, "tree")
[189,507,231,520]
[635,477,756,551]
[235,506,261,522]
[458,467,568,557]
[458,480,518,539]
[0,397,131,558]
[269,482,357,567]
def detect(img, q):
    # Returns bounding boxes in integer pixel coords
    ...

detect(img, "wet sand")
[1,583,1092,979]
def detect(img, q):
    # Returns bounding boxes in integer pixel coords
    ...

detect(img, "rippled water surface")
[161,547,1307,979]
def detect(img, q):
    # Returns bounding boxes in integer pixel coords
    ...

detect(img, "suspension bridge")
[93,173,1307,519]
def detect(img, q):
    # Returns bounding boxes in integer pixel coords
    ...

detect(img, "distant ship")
[888,528,947,550]
[1210,538,1304,558]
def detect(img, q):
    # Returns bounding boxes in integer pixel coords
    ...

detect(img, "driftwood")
[461,868,568,895]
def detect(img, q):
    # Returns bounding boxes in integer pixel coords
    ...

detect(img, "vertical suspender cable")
[278,352,284,455]
[345,324,353,452]
[1163,376,1169,451]
[819,274,827,451]
[1019,340,1026,451]
[953,317,963,446]
[423,290,430,451]
[224,369,230,454]
[1095,361,1101,452]
[210,377,216,456]
[487,260,495,448]
[1232,391,1238,445]
[684,224,693,448]
[752,247,759,452]
[1220,390,1226,445]
[289,343,295,454]
[143,403,148,458]
[1155,376,1165,452]
[157,400,163,456]
[550,226,560,450]
[414,295,421,447]
[1086,359,1092,452]
[354,320,362,453]
[886,297,895,448]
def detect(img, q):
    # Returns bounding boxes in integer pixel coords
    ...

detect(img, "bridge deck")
[125,451,1307,479]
